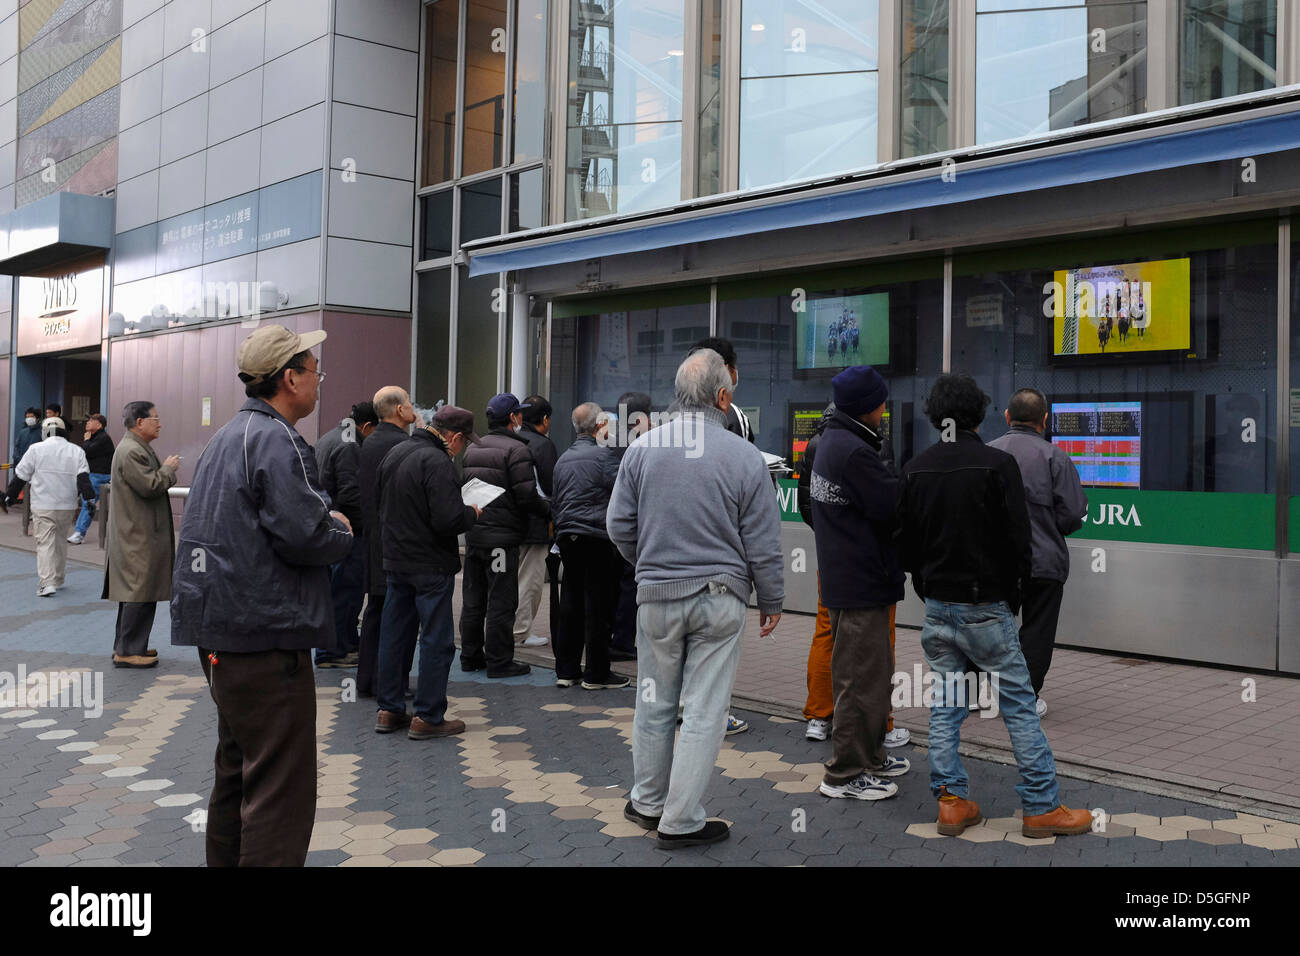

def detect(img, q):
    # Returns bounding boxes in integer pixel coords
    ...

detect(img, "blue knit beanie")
[832,366,888,418]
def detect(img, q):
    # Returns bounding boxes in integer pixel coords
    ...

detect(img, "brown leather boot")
[1022,805,1093,838]
[374,710,412,734]
[936,786,982,835]
[408,716,466,740]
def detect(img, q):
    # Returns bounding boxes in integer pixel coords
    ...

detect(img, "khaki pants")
[32,509,77,589]
[513,543,549,642]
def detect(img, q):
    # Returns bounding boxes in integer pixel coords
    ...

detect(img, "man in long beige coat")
[103,401,180,668]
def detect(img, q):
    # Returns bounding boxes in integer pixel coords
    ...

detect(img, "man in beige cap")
[171,324,354,866]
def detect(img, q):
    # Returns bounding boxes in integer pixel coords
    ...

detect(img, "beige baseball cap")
[237,325,328,386]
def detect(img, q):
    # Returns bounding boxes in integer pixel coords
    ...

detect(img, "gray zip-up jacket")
[988,424,1088,582]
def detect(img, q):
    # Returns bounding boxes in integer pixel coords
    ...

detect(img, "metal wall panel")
[1276,559,1300,672]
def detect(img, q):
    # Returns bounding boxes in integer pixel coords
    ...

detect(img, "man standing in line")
[609,390,653,663]
[68,413,114,545]
[4,416,96,595]
[356,387,417,697]
[314,400,378,669]
[809,368,910,802]
[513,395,558,650]
[460,393,549,679]
[172,325,353,866]
[103,402,180,668]
[374,405,481,738]
[988,388,1087,718]
[12,406,42,469]
[896,372,1092,839]
[608,349,783,848]
[552,402,627,690]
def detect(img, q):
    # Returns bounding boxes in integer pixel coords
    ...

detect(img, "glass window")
[416,268,452,406]
[421,189,454,260]
[456,269,503,425]
[509,167,544,231]
[739,0,880,189]
[975,1,1147,145]
[566,0,685,219]
[697,0,722,197]
[952,226,1277,548]
[1181,0,1276,105]
[900,0,948,159]
[513,0,548,164]
[463,0,509,177]
[460,177,504,244]
[423,0,460,186]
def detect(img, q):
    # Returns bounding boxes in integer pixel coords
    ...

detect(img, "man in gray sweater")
[607,348,784,849]
[988,388,1088,719]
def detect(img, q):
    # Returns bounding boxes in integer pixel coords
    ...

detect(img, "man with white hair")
[607,349,784,849]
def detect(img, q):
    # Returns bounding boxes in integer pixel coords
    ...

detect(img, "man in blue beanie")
[809,366,909,801]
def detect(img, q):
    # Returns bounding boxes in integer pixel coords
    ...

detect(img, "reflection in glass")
[421,190,454,260]
[456,269,502,426]
[513,0,548,163]
[697,0,722,196]
[740,72,877,190]
[463,0,509,176]
[976,2,1147,144]
[422,0,460,186]
[900,0,948,158]
[1181,0,1276,105]
[460,177,504,245]
[509,167,544,231]
[741,0,878,77]
[566,0,685,219]
[416,269,452,406]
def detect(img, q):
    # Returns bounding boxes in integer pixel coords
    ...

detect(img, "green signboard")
[777,478,802,523]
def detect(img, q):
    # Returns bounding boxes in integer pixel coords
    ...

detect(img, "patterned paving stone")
[1188,828,1241,845]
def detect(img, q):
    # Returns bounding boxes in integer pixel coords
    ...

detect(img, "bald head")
[571,402,603,436]
[374,386,411,424]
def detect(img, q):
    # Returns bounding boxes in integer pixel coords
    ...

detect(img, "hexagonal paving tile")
[155,793,203,807]
[346,823,395,841]
[1133,825,1188,842]
[600,821,651,838]
[308,832,351,851]
[343,838,395,856]
[126,779,172,792]
[1160,815,1212,830]
[18,719,56,728]
[389,828,437,845]
[57,742,98,752]
[1187,828,1241,846]
[982,817,1021,833]
[1212,818,1269,835]
[1004,831,1055,847]
[1108,813,1160,829]
[957,825,1005,844]
[904,822,948,839]
[433,847,484,866]
[1241,832,1298,851]
[102,767,147,777]
[1088,823,1135,838]
[386,844,438,862]
[37,730,77,740]
[349,811,393,825]
[339,855,394,867]
[551,805,599,820]
[1264,821,1300,838]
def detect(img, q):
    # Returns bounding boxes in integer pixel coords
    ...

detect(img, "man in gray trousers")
[989,388,1088,719]
[607,348,784,849]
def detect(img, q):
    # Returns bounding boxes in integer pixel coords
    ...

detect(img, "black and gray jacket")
[552,434,620,539]
[518,423,558,545]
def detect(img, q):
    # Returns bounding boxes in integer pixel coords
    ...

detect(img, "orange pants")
[804,590,895,731]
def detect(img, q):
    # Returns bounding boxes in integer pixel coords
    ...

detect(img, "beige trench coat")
[102,430,177,603]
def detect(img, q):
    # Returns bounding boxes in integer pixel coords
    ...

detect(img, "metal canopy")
[0,191,115,275]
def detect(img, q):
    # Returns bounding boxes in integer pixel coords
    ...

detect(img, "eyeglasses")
[289,366,326,384]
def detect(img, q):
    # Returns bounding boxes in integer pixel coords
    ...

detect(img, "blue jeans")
[316,532,366,663]
[377,569,456,724]
[920,598,1060,815]
[74,473,110,537]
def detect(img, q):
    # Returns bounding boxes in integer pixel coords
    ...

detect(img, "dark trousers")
[199,647,316,866]
[546,550,563,647]
[114,602,157,657]
[1019,578,1065,696]
[611,558,637,652]
[318,532,366,662]
[379,569,457,722]
[358,588,415,696]
[823,606,893,785]
[555,534,621,681]
[460,545,520,672]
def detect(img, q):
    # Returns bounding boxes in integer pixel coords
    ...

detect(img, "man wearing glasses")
[171,324,354,866]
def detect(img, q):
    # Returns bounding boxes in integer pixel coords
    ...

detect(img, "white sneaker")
[38,585,56,597]
[884,727,911,748]
[819,772,898,801]
[805,718,829,741]
[1035,697,1047,719]
[66,532,84,545]
[522,634,549,648]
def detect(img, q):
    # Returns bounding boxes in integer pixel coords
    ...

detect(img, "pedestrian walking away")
[102,402,180,668]
[171,324,354,866]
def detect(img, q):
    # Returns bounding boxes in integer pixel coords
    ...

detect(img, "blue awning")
[467,110,1300,277]
[0,191,115,275]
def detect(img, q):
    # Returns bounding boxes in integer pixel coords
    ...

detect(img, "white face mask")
[25,416,37,427]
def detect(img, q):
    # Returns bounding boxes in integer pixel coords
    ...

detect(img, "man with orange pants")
[796,403,908,746]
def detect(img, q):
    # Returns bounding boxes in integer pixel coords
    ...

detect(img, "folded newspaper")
[461,477,505,510]
[763,452,792,476]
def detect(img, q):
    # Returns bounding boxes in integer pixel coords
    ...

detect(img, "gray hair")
[571,401,603,436]
[674,348,731,410]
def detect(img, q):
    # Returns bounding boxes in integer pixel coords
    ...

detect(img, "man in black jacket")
[460,393,550,678]
[896,372,1092,840]
[513,395,558,649]
[552,402,627,690]
[609,390,653,662]
[374,406,481,738]
[314,400,378,668]
[356,386,417,696]
[69,413,114,545]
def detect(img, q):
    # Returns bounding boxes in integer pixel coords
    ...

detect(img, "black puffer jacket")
[462,426,550,549]
[378,428,476,575]
[553,434,620,538]
[518,424,557,544]
[359,422,411,594]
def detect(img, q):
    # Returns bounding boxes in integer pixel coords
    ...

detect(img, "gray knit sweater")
[606,405,785,615]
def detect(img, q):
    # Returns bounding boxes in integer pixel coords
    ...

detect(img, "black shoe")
[656,820,730,850]
[460,657,486,672]
[487,661,531,678]
[608,648,637,662]
[624,800,660,830]
[582,673,631,690]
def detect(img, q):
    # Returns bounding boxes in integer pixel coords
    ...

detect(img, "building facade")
[3,1,1299,672]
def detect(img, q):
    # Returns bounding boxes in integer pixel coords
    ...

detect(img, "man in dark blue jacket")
[552,402,627,690]
[809,366,909,802]
[172,325,354,866]
[12,407,41,469]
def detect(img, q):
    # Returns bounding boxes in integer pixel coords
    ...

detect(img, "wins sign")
[16,265,105,356]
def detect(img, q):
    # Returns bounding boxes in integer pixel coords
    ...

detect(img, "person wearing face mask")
[13,407,42,470]
[355,385,418,698]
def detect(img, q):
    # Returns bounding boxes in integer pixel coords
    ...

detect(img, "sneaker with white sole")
[581,674,631,690]
[884,727,910,748]
[871,754,911,777]
[1035,697,1047,718]
[66,532,84,545]
[522,634,549,648]
[820,772,898,801]
[38,585,56,597]
[725,714,749,736]
[805,718,829,741]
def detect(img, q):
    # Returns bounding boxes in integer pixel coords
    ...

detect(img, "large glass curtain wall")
[417,0,548,420]
[1181,0,1277,104]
